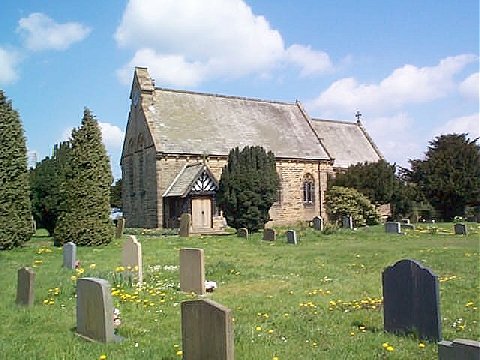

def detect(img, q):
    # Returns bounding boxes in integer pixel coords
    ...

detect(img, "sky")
[1,0,478,179]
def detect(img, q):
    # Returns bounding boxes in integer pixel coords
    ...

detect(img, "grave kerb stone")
[16,267,35,307]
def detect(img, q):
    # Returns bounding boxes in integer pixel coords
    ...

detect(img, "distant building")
[121,67,382,231]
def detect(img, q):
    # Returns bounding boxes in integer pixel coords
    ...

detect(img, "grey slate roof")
[144,88,330,160]
[311,119,383,168]
[163,163,204,197]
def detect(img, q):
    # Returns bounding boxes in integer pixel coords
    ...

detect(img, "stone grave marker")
[76,277,121,343]
[63,242,76,269]
[342,215,353,229]
[16,267,35,307]
[181,299,234,360]
[180,248,206,295]
[382,259,441,341]
[263,228,276,241]
[115,217,126,239]
[454,223,467,235]
[438,339,480,360]
[401,218,410,224]
[385,222,402,234]
[401,223,415,231]
[122,235,143,284]
[179,213,192,237]
[237,228,248,239]
[312,216,323,231]
[286,230,297,244]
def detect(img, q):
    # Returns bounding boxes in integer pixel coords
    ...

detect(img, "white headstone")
[63,242,76,269]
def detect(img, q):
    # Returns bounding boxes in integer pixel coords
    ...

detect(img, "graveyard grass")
[0,223,478,360]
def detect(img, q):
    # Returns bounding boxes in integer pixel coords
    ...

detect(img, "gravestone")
[179,213,191,237]
[263,228,276,241]
[401,218,410,224]
[122,235,143,284]
[181,299,234,360]
[385,222,402,234]
[438,339,480,360]
[454,223,467,235]
[342,215,353,229]
[16,267,35,307]
[401,223,415,231]
[312,216,323,231]
[115,217,126,239]
[63,242,76,269]
[180,248,206,295]
[382,259,441,341]
[237,228,248,239]
[286,230,297,244]
[76,277,121,343]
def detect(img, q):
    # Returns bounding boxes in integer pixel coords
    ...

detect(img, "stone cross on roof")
[355,110,362,124]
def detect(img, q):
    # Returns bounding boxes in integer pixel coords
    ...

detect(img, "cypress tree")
[54,108,113,246]
[0,90,33,249]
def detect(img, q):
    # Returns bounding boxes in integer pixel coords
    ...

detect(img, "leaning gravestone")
[16,267,35,307]
[286,230,298,245]
[76,277,121,343]
[63,242,76,269]
[263,228,276,241]
[438,339,480,360]
[312,216,323,231]
[382,259,441,341]
[342,215,353,229]
[179,213,191,237]
[122,235,143,284]
[385,222,402,234]
[454,223,467,235]
[237,228,248,239]
[181,299,234,360]
[180,248,206,295]
[115,217,126,239]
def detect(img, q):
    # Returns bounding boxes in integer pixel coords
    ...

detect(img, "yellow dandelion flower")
[176,350,183,356]
[386,346,394,352]
[89,264,96,269]
[273,357,279,360]
[419,343,426,348]
[268,329,274,334]
[255,326,262,331]
[99,355,107,360]
[382,342,389,348]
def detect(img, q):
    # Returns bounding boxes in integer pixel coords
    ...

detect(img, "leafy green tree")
[54,108,113,246]
[110,178,123,209]
[406,134,480,220]
[217,146,279,232]
[325,186,380,226]
[0,91,33,249]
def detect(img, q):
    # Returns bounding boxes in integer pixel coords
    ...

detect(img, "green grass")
[0,223,478,359]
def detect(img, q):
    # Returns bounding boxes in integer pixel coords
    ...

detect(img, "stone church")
[121,67,382,231]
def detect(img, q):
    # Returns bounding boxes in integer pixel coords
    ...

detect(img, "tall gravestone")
[312,216,323,231]
[179,213,191,237]
[115,217,126,239]
[342,215,353,229]
[237,228,248,239]
[181,299,234,360]
[122,235,143,284]
[438,339,480,360]
[286,230,297,244]
[454,223,467,235]
[63,242,76,269]
[180,248,206,295]
[263,228,276,241]
[385,222,402,234]
[382,259,441,341]
[16,267,35,307]
[76,277,120,343]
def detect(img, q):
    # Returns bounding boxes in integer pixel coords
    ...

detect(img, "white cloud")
[310,54,477,114]
[98,122,125,150]
[459,72,479,100]
[432,113,480,139]
[115,0,330,86]
[0,47,20,84]
[17,13,91,51]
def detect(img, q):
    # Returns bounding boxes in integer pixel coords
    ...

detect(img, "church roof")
[311,119,383,168]
[163,163,218,197]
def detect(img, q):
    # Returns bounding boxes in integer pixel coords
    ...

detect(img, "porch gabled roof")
[163,163,218,198]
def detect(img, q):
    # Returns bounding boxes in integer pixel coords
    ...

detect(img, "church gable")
[163,163,218,198]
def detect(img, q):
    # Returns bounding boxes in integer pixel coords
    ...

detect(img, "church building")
[121,67,382,231]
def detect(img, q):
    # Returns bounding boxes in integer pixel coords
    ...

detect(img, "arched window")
[303,174,315,204]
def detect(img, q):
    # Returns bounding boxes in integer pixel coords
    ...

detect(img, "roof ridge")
[311,118,357,125]
[356,122,384,160]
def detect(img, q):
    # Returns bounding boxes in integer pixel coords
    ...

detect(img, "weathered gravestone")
[181,299,234,360]
[382,259,441,341]
[180,248,206,295]
[115,217,126,239]
[342,215,353,229]
[312,216,323,231]
[401,218,410,224]
[76,277,121,343]
[438,339,480,360]
[454,223,467,235]
[385,222,402,234]
[16,267,35,307]
[122,235,143,284]
[286,230,297,245]
[179,213,192,237]
[263,228,276,241]
[63,242,76,269]
[237,228,248,239]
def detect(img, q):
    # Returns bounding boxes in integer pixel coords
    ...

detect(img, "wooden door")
[191,197,212,229]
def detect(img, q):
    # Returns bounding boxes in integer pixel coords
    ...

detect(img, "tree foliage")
[325,186,380,226]
[110,178,123,209]
[0,90,33,249]
[217,146,279,232]
[406,134,480,220]
[54,108,113,246]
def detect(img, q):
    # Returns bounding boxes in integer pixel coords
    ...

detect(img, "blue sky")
[1,0,478,179]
